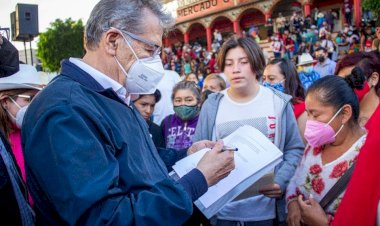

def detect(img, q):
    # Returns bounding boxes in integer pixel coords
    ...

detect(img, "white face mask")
[113,29,165,95]
[8,97,29,129]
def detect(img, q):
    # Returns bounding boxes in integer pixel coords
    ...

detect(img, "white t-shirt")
[215,86,276,143]
[271,41,282,53]
[152,70,181,125]
[215,86,277,221]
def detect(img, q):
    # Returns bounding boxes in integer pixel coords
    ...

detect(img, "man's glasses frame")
[122,30,161,57]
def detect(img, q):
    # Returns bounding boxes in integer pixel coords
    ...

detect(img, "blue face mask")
[263,81,285,93]
[303,66,314,74]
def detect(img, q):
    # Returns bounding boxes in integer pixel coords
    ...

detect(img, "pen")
[221,145,238,152]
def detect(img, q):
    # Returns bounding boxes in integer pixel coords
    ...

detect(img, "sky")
[1,0,178,51]
[1,0,100,50]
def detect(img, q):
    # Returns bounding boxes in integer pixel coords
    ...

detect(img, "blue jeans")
[274,52,281,59]
[286,51,294,60]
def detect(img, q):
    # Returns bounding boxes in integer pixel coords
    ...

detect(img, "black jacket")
[0,37,19,77]
[0,130,24,226]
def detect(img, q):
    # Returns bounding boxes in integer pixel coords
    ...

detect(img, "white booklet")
[171,125,283,219]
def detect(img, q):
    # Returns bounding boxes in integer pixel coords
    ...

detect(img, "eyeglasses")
[12,94,35,103]
[123,30,161,57]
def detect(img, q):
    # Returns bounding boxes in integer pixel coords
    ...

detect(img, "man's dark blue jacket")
[21,60,207,225]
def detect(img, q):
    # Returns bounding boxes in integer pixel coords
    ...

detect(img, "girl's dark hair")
[267,58,305,104]
[134,89,161,103]
[217,36,265,80]
[307,68,365,125]
[171,80,201,104]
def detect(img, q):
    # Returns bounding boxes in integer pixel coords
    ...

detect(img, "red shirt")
[283,37,295,52]
[364,101,380,131]
[209,58,216,73]
[333,105,380,226]
[354,81,371,102]
[176,49,182,58]
[293,100,305,119]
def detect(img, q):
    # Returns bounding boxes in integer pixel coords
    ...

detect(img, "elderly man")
[22,0,235,225]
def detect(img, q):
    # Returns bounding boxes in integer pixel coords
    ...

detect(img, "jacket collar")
[60,59,104,91]
[59,59,127,105]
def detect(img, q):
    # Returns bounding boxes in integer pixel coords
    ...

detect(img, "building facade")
[164,0,362,50]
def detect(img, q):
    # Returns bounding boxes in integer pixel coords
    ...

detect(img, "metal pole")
[29,37,33,65]
[23,40,28,64]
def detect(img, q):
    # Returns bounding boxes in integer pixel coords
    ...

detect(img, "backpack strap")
[319,163,356,210]
[0,140,35,225]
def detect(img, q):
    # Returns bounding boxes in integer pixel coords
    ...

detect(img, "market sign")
[176,0,234,23]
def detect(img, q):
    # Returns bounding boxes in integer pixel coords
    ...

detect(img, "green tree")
[363,0,380,17]
[37,18,84,72]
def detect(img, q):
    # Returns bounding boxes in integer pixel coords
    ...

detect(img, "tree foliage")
[37,18,84,72]
[363,0,380,15]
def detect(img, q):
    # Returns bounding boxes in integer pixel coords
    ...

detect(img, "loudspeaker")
[10,4,39,42]
[10,12,16,41]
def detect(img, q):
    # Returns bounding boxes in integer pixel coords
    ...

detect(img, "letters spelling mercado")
[177,0,230,17]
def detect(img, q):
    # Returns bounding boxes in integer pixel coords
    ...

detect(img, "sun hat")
[297,53,316,66]
[0,64,43,91]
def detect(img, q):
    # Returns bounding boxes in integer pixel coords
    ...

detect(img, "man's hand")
[259,183,282,198]
[196,140,235,187]
[287,200,302,226]
[298,195,329,226]
[187,140,216,155]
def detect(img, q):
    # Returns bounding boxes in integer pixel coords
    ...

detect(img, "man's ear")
[103,29,121,56]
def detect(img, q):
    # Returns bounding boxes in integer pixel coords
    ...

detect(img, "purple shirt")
[162,114,199,150]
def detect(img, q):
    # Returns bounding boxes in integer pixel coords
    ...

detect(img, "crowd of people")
[270,10,379,60]
[0,0,380,225]
[162,3,379,93]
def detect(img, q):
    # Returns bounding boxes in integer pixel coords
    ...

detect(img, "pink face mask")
[304,107,344,147]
